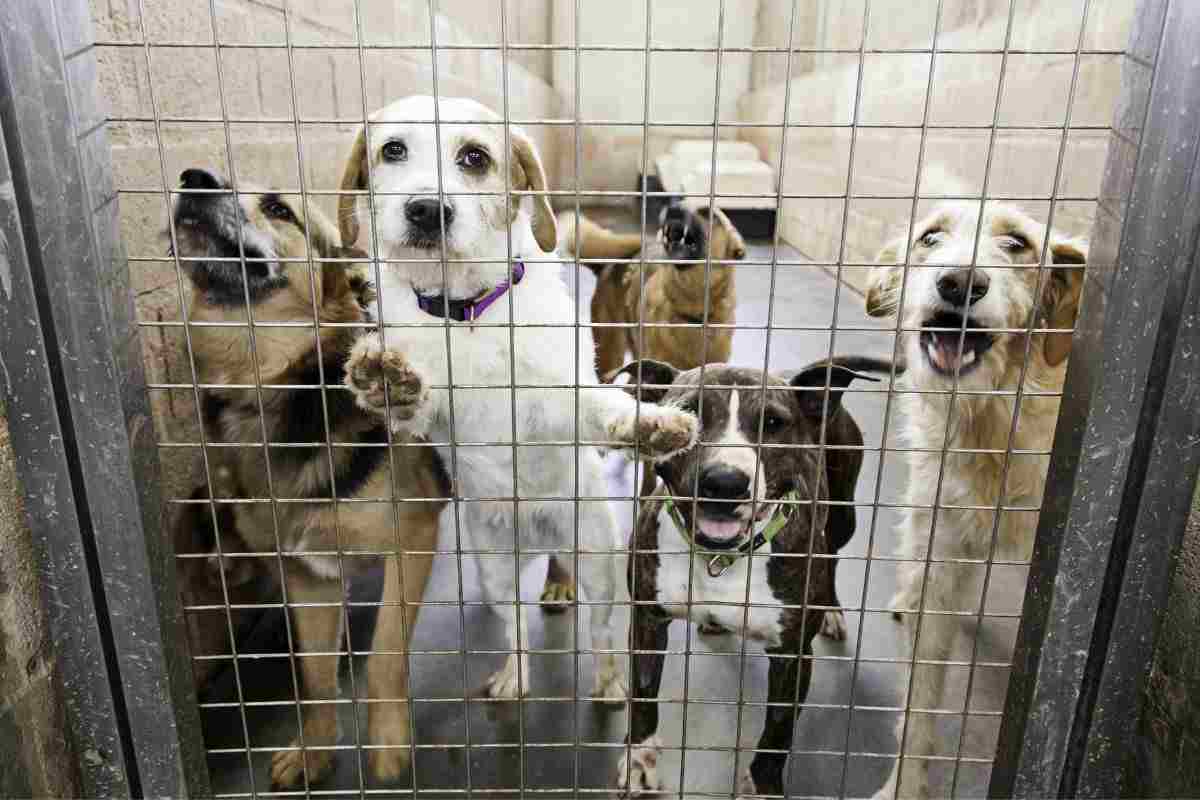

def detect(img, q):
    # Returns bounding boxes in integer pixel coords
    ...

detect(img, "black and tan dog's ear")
[320,245,369,304]
[790,362,879,418]
[699,206,747,261]
[865,235,907,317]
[509,125,556,252]
[1042,237,1088,367]
[608,359,680,403]
[338,125,369,249]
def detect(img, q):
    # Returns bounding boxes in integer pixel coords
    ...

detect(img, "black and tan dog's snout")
[180,167,224,191]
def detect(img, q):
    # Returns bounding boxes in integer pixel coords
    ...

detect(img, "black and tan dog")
[559,201,746,380]
[172,168,448,788]
[611,356,893,797]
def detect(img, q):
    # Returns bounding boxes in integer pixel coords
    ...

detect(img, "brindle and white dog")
[336,96,700,703]
[864,199,1086,799]
[172,168,448,788]
[612,356,895,797]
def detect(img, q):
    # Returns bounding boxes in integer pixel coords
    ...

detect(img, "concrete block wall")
[740,0,1134,291]
[93,0,563,473]
[550,0,759,196]
[0,403,79,798]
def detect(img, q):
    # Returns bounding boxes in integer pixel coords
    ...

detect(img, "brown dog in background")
[172,168,448,789]
[559,200,746,380]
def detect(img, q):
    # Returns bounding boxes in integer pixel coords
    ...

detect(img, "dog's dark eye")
[998,234,1030,251]
[762,412,786,434]
[261,199,294,221]
[457,146,490,171]
[920,230,944,248]
[382,140,408,162]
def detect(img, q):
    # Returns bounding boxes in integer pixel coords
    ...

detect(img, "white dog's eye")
[381,140,407,162]
[997,234,1030,251]
[457,146,491,171]
[919,230,944,247]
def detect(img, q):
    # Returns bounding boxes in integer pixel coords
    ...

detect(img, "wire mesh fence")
[84,0,1133,797]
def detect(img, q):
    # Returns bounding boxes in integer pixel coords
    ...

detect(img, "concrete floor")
[200,214,1024,798]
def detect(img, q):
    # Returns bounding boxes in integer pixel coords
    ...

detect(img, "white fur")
[654,504,785,646]
[346,96,696,701]
[870,201,1086,799]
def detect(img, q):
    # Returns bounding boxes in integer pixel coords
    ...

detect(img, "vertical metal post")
[991,0,1200,796]
[0,0,210,796]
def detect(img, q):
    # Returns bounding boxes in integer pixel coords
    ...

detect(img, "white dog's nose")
[937,268,989,307]
[405,198,454,234]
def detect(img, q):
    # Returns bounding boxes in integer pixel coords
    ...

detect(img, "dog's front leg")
[270,560,344,790]
[745,629,816,798]
[580,385,698,461]
[366,542,435,783]
[345,332,439,435]
[616,608,670,796]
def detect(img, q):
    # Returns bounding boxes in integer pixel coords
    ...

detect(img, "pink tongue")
[697,517,745,541]
[932,337,963,371]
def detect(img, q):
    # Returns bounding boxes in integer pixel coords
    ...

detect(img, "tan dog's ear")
[320,246,368,304]
[338,126,369,249]
[1042,238,1088,367]
[698,206,747,260]
[509,126,556,251]
[865,236,907,317]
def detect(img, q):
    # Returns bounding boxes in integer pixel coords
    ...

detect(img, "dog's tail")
[557,210,644,273]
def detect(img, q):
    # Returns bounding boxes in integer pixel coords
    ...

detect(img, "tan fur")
[562,207,745,380]
[181,189,446,788]
[866,200,1087,800]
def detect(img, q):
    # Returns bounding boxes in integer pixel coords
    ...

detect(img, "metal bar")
[0,0,213,795]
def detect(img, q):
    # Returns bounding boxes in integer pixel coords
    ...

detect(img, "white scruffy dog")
[865,197,1087,799]
[339,95,698,702]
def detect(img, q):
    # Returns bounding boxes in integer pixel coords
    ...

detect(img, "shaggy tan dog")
[865,199,1086,799]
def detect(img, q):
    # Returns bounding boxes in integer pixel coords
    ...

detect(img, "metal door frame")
[0,0,1197,797]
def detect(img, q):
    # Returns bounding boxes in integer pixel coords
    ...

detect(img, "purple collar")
[413,262,525,322]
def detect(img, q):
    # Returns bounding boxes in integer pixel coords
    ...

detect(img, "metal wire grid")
[95,0,1111,797]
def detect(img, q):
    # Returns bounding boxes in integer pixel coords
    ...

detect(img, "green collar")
[660,488,801,577]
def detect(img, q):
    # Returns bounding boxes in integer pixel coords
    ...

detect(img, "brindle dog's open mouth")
[919,311,995,376]
[668,492,778,550]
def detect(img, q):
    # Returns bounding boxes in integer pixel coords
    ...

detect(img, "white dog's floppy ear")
[338,125,369,248]
[509,126,557,252]
[1042,237,1088,367]
[865,236,907,317]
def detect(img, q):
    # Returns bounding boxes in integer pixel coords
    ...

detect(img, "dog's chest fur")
[639,504,826,648]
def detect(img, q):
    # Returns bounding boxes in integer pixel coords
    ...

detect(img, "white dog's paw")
[484,655,529,700]
[592,662,628,705]
[616,735,662,796]
[345,335,428,422]
[608,406,699,461]
[821,609,848,641]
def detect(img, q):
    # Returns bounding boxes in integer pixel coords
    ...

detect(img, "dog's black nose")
[405,198,454,233]
[180,168,221,190]
[937,268,989,306]
[698,465,751,501]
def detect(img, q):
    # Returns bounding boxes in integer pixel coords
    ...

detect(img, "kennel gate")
[0,0,1197,796]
